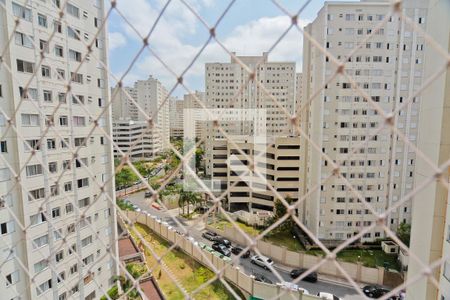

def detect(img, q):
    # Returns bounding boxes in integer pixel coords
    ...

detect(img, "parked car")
[363,285,391,298]
[317,292,341,300]
[212,243,231,257]
[201,231,218,241]
[290,268,318,282]
[215,237,231,247]
[231,246,250,258]
[144,191,153,198]
[250,255,274,270]
[195,206,209,214]
[253,273,273,284]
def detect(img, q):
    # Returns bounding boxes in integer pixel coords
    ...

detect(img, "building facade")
[205,53,297,176]
[183,91,206,141]
[169,99,184,139]
[0,0,118,299]
[211,137,303,213]
[406,0,450,299]
[113,120,161,161]
[302,0,428,241]
[111,76,170,150]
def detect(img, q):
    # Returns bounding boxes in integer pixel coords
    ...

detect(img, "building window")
[41,65,51,78]
[21,114,39,126]
[78,197,90,207]
[54,45,64,57]
[67,26,80,40]
[37,14,47,27]
[1,221,15,235]
[26,164,43,177]
[30,213,47,226]
[47,139,56,150]
[32,234,48,249]
[17,59,34,73]
[48,162,58,173]
[43,90,52,102]
[34,259,48,273]
[64,182,72,192]
[70,72,83,84]
[1,141,7,153]
[67,3,80,18]
[53,21,62,33]
[59,116,68,126]
[12,2,32,21]
[5,270,20,286]
[14,31,33,48]
[69,49,82,62]
[36,279,52,295]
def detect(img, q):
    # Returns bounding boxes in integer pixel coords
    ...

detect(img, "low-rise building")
[113,119,161,161]
[211,136,303,214]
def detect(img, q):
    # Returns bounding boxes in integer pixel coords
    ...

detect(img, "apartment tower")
[111,76,170,150]
[169,98,184,139]
[0,0,118,299]
[205,52,297,176]
[407,0,450,299]
[302,0,428,241]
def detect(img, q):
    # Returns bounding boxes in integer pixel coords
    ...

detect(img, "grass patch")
[131,223,240,300]
[307,249,400,270]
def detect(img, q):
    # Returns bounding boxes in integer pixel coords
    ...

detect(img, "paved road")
[125,191,364,300]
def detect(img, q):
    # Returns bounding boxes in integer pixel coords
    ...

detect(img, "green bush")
[100,285,119,300]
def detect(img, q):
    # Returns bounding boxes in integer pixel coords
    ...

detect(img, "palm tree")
[179,190,201,216]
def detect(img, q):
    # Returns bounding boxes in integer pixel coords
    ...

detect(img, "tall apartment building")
[0,1,117,299]
[113,120,161,161]
[302,0,428,241]
[111,76,170,150]
[211,137,303,212]
[169,99,184,139]
[295,73,303,107]
[184,91,206,141]
[407,0,450,299]
[205,53,297,176]
[111,86,138,121]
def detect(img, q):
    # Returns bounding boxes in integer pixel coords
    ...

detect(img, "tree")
[267,197,294,232]
[115,167,138,189]
[397,222,411,247]
[179,190,201,216]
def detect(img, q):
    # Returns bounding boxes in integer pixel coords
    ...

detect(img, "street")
[125,190,365,299]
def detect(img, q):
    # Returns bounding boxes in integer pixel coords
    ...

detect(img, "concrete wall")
[206,225,386,285]
[123,211,324,299]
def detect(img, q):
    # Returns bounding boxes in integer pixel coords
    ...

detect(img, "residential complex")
[112,119,161,161]
[184,91,206,141]
[204,52,297,176]
[211,136,303,212]
[407,0,450,299]
[0,0,117,299]
[169,98,184,139]
[111,76,170,150]
[300,0,428,241]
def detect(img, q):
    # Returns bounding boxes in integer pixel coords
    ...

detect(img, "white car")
[278,282,309,294]
[317,292,341,300]
[250,255,274,270]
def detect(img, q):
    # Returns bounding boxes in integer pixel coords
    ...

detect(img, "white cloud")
[109,32,127,50]
[112,0,309,94]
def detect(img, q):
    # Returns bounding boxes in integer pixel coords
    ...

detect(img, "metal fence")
[0,0,449,299]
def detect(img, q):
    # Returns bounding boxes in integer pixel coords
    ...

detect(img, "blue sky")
[107,0,347,97]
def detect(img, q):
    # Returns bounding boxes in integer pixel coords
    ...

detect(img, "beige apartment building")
[113,120,161,161]
[302,0,429,241]
[205,53,297,176]
[184,91,206,141]
[0,0,118,299]
[170,99,184,139]
[211,137,303,213]
[111,75,170,150]
[406,0,450,299]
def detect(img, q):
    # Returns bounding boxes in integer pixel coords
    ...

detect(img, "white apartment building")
[111,86,138,121]
[169,99,184,139]
[0,1,117,299]
[205,52,297,176]
[111,76,170,150]
[113,120,161,161]
[302,0,428,241]
[211,137,303,213]
[295,73,303,108]
[184,91,206,141]
[407,0,450,299]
